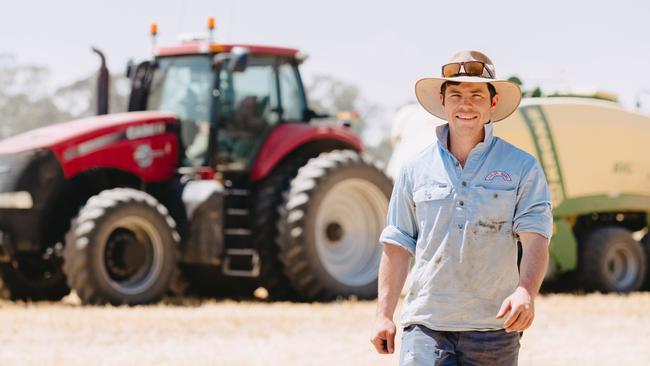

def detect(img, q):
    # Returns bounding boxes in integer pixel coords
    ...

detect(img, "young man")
[371,50,553,365]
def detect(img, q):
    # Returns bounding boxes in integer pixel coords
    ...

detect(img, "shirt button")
[461,181,467,187]
[455,162,460,167]
[458,224,464,230]
[459,200,464,206]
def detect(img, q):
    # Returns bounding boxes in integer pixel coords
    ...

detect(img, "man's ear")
[490,94,500,112]
[439,93,445,108]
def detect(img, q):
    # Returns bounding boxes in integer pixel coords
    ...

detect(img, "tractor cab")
[127,39,309,173]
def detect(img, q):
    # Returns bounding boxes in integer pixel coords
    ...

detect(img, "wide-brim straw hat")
[415,50,522,122]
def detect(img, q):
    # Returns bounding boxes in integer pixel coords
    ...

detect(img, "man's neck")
[448,125,485,167]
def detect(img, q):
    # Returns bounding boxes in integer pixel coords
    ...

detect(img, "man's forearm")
[376,244,411,319]
[517,232,550,296]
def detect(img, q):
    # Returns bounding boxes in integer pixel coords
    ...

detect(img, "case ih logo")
[133,144,166,168]
[485,170,512,181]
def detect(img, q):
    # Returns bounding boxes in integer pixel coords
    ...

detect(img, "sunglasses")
[442,61,495,79]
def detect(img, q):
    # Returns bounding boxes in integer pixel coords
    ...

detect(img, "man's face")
[439,82,499,134]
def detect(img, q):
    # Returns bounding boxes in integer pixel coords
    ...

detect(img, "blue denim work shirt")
[379,121,553,331]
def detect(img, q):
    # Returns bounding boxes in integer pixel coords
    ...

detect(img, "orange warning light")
[150,22,158,36]
[208,17,215,31]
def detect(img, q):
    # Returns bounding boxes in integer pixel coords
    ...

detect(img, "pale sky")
[1,0,649,116]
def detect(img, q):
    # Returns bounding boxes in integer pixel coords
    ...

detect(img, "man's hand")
[372,244,410,354]
[371,316,397,354]
[496,286,535,333]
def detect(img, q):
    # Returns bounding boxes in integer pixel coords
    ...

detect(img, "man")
[370,50,553,365]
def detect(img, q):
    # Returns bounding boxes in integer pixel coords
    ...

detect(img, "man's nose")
[458,96,474,109]
[460,96,473,106]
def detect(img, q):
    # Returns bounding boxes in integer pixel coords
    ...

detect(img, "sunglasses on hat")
[442,61,495,79]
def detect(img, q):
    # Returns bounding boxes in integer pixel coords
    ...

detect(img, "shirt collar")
[435,121,495,154]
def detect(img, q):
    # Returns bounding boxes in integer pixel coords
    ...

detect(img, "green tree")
[305,74,392,164]
[0,54,74,138]
[0,54,128,139]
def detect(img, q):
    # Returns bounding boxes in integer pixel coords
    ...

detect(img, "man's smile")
[455,114,478,121]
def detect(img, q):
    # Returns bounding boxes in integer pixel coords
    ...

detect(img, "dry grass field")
[0,292,649,365]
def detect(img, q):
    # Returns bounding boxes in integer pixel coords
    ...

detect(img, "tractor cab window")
[147,55,213,167]
[278,61,306,121]
[216,57,280,171]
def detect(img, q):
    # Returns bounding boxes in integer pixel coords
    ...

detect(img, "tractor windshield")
[147,55,214,166]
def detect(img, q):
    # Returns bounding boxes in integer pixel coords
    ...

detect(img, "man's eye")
[473,94,484,98]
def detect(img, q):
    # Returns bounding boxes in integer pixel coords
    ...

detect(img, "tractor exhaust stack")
[92,47,109,115]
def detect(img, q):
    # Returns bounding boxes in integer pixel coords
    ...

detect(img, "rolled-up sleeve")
[513,159,554,240]
[379,164,418,256]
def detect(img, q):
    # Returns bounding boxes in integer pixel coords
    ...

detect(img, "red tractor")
[0,31,391,304]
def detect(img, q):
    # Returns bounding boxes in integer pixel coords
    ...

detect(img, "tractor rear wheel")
[580,226,646,293]
[180,264,257,299]
[276,150,391,301]
[63,188,179,305]
[253,156,309,300]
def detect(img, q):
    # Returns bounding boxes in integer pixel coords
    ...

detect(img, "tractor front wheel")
[63,188,179,305]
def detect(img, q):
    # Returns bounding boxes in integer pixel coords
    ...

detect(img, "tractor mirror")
[213,47,250,73]
[228,46,249,72]
[125,59,135,78]
[305,109,330,121]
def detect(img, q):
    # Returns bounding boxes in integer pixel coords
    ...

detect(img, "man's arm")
[496,232,549,332]
[497,158,554,332]
[371,164,417,354]
[371,244,411,354]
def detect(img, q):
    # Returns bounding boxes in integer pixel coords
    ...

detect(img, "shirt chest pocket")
[471,186,517,236]
[412,184,452,227]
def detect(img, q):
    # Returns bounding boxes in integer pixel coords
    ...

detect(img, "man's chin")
[450,117,482,127]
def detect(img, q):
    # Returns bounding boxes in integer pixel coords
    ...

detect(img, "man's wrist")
[515,284,536,299]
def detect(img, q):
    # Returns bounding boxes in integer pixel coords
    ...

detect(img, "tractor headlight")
[0,191,33,209]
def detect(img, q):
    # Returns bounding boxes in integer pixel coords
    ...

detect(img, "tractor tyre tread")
[63,188,180,305]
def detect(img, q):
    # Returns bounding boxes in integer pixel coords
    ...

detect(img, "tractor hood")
[0,111,177,155]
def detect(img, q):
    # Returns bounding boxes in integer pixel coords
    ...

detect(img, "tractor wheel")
[580,227,646,293]
[253,156,309,300]
[0,254,69,301]
[179,263,259,300]
[276,150,391,301]
[63,188,179,305]
[642,233,650,289]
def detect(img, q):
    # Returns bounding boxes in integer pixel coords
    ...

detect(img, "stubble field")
[0,291,649,365]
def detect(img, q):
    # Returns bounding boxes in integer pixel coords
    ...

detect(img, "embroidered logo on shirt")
[485,170,512,181]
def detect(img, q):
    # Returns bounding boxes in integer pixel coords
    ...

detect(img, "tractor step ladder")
[222,186,260,277]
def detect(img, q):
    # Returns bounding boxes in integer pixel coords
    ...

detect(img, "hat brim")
[415,76,522,122]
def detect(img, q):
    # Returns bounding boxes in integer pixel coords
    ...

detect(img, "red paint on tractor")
[0,111,180,182]
[250,123,363,181]
[54,132,179,182]
[0,111,176,154]
[156,42,300,57]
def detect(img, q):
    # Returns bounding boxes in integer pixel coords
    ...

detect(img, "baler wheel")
[580,226,646,293]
